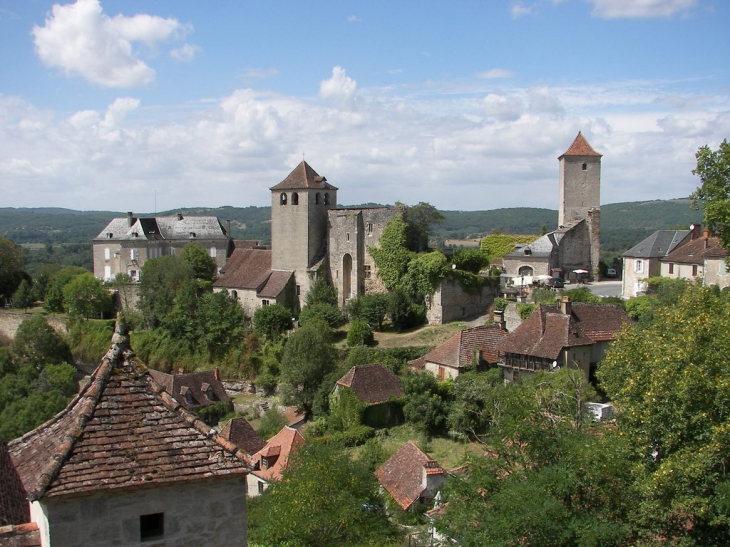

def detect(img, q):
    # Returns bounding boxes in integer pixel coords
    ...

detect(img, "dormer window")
[180,386,194,405]
[524,248,531,256]
[201,382,215,401]
[280,193,288,205]
[106,232,113,239]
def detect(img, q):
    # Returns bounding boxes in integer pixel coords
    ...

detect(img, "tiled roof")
[259,270,293,298]
[503,222,581,259]
[214,247,273,289]
[661,235,728,264]
[279,406,306,428]
[559,132,602,158]
[410,325,508,371]
[219,418,266,456]
[94,214,228,242]
[0,442,28,526]
[269,161,338,191]
[8,317,249,501]
[623,230,690,258]
[0,522,40,546]
[147,369,230,410]
[497,302,630,359]
[374,441,443,511]
[336,364,404,404]
[497,305,594,360]
[250,426,305,482]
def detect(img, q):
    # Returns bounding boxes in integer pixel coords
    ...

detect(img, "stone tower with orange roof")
[558,132,602,278]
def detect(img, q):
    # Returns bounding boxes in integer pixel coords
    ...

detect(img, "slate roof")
[622,230,690,259]
[497,302,630,360]
[661,235,728,264]
[269,161,338,191]
[147,369,230,410]
[219,418,266,456]
[559,131,602,158]
[8,317,249,501]
[374,441,444,511]
[94,214,229,242]
[0,442,29,526]
[503,222,581,259]
[249,426,305,482]
[213,247,293,299]
[409,324,508,371]
[335,364,404,404]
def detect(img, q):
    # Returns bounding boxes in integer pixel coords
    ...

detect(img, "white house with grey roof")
[621,228,692,299]
[93,212,232,282]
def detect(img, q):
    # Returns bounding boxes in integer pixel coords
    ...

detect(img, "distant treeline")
[1,199,702,266]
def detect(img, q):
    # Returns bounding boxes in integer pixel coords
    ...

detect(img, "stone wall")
[39,476,247,547]
[0,312,67,341]
[426,278,495,325]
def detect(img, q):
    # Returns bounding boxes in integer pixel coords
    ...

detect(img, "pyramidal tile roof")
[374,441,443,511]
[219,417,266,456]
[560,132,602,158]
[8,316,249,501]
[269,161,338,191]
[336,364,404,404]
[249,426,305,482]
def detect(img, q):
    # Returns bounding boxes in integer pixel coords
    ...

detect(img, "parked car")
[547,277,564,288]
[606,268,617,278]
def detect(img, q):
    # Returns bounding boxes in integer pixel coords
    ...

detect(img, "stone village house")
[330,364,405,428]
[246,426,305,498]
[6,317,250,547]
[659,228,730,288]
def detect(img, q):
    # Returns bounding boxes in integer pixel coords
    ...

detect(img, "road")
[583,280,623,298]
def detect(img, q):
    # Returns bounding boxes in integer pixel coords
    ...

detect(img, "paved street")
[583,280,623,298]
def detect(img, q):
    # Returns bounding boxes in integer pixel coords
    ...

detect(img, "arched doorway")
[518,266,534,276]
[342,254,352,300]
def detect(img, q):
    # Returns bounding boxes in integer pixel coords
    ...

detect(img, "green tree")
[62,272,113,319]
[447,368,505,441]
[298,303,344,329]
[12,315,73,369]
[253,304,293,339]
[42,266,92,313]
[402,372,451,435]
[368,215,413,291]
[197,290,246,360]
[690,139,730,251]
[12,279,33,311]
[598,285,730,544]
[257,408,288,440]
[346,293,390,331]
[347,319,374,347]
[304,277,338,307]
[247,441,400,547]
[138,256,193,328]
[404,202,444,252]
[180,243,218,285]
[0,237,26,303]
[451,248,490,273]
[280,318,337,416]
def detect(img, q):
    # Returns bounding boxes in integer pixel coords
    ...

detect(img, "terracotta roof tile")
[410,325,508,372]
[661,235,728,264]
[374,441,443,511]
[8,318,249,501]
[219,418,266,455]
[148,369,229,410]
[336,364,404,404]
[250,427,305,482]
[213,248,273,289]
[0,442,29,526]
[258,270,294,298]
[559,132,602,158]
[269,161,338,191]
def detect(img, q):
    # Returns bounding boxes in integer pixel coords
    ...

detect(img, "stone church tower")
[558,132,602,278]
[270,161,338,298]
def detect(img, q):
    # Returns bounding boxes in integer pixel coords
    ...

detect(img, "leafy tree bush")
[42,266,89,313]
[402,372,452,436]
[253,304,292,339]
[690,139,730,250]
[446,369,505,441]
[561,286,601,303]
[304,277,338,307]
[12,279,33,310]
[180,243,217,285]
[403,202,444,252]
[62,272,113,319]
[0,237,27,302]
[347,319,374,347]
[298,303,344,329]
[195,400,233,427]
[493,297,508,312]
[451,248,490,273]
[346,293,390,330]
[531,287,558,304]
[516,303,537,321]
[480,234,539,262]
[65,319,115,364]
[13,315,73,369]
[138,256,193,328]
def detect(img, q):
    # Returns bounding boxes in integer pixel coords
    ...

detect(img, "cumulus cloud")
[588,0,697,19]
[483,93,524,121]
[170,44,199,62]
[477,69,515,80]
[319,66,358,106]
[511,2,534,18]
[32,0,191,88]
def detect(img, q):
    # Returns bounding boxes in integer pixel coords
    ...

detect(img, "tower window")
[364,265,371,279]
[582,163,587,171]
[292,192,299,205]
[367,223,373,233]
[324,193,330,205]
[280,193,287,205]
[315,193,320,205]
[346,233,350,241]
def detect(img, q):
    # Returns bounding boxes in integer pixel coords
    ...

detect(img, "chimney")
[561,296,571,315]
[177,212,183,221]
[493,310,507,331]
[214,367,220,381]
[127,212,133,227]
[690,223,702,240]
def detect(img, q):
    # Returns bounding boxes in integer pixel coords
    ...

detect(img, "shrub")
[298,303,344,329]
[493,297,508,312]
[347,320,374,347]
[517,303,537,321]
[253,304,292,338]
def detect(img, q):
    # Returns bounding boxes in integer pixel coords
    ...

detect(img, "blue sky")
[1,0,728,213]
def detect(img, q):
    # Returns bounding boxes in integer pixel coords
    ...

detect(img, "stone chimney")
[493,310,507,331]
[127,212,133,227]
[560,296,572,316]
[690,223,702,240]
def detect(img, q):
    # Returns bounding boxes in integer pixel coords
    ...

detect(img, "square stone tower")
[558,132,602,278]
[270,161,338,296]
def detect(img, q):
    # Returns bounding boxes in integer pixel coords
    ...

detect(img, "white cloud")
[511,2,534,18]
[347,15,360,22]
[319,66,358,106]
[1,72,728,212]
[32,0,190,88]
[240,68,279,80]
[170,44,199,62]
[588,0,697,18]
[477,69,515,79]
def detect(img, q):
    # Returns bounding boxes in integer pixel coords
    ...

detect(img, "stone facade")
[425,278,494,325]
[34,478,247,547]
[0,312,67,341]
